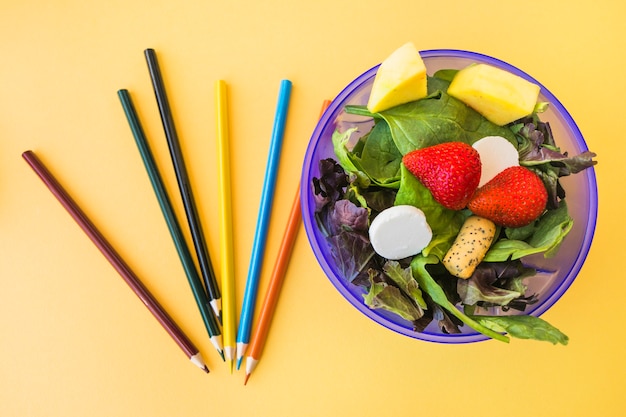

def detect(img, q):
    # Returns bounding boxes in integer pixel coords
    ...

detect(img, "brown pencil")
[22,150,210,373]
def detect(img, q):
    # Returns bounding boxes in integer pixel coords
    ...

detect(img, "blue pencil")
[236,79,292,369]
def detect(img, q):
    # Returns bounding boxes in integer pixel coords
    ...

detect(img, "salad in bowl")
[301,44,597,344]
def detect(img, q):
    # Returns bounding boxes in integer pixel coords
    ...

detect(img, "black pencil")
[143,48,222,323]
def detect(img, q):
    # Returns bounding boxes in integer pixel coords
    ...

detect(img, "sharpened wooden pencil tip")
[203,366,210,374]
[244,373,251,385]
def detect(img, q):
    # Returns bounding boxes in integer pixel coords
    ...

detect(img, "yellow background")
[1,0,624,416]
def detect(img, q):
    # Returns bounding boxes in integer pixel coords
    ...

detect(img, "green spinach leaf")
[484,202,573,261]
[354,121,402,187]
[380,91,518,154]
[470,314,569,345]
[332,125,401,188]
[432,69,459,83]
[410,255,510,343]
[346,90,518,156]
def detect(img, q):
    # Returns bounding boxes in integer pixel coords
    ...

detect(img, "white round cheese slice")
[472,135,520,187]
[368,205,432,260]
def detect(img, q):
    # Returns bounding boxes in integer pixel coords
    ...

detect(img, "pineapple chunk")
[447,63,540,126]
[367,42,428,113]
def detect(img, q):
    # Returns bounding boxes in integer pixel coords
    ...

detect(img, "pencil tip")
[219,350,225,362]
[209,300,222,324]
[244,373,251,385]
[236,357,243,370]
[203,366,210,374]
[229,360,233,374]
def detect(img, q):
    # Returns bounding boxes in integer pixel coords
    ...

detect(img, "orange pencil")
[244,100,331,384]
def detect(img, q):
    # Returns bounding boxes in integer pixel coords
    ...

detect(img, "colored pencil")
[215,80,237,371]
[22,150,210,373]
[244,100,330,384]
[236,79,292,369]
[117,89,224,360]
[144,48,222,322]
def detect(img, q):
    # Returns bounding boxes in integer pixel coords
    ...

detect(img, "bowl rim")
[301,48,598,343]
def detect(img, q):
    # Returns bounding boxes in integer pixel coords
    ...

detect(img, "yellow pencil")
[215,80,236,371]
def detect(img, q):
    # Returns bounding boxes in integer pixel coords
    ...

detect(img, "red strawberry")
[402,142,481,210]
[468,166,547,228]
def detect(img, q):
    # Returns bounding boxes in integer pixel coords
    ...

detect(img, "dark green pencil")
[117,89,224,361]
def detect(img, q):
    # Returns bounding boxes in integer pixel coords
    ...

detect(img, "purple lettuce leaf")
[312,157,349,212]
[313,159,376,284]
[457,261,538,311]
[513,117,596,209]
[515,117,597,175]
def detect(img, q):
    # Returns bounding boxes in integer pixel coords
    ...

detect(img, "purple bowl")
[301,49,598,343]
